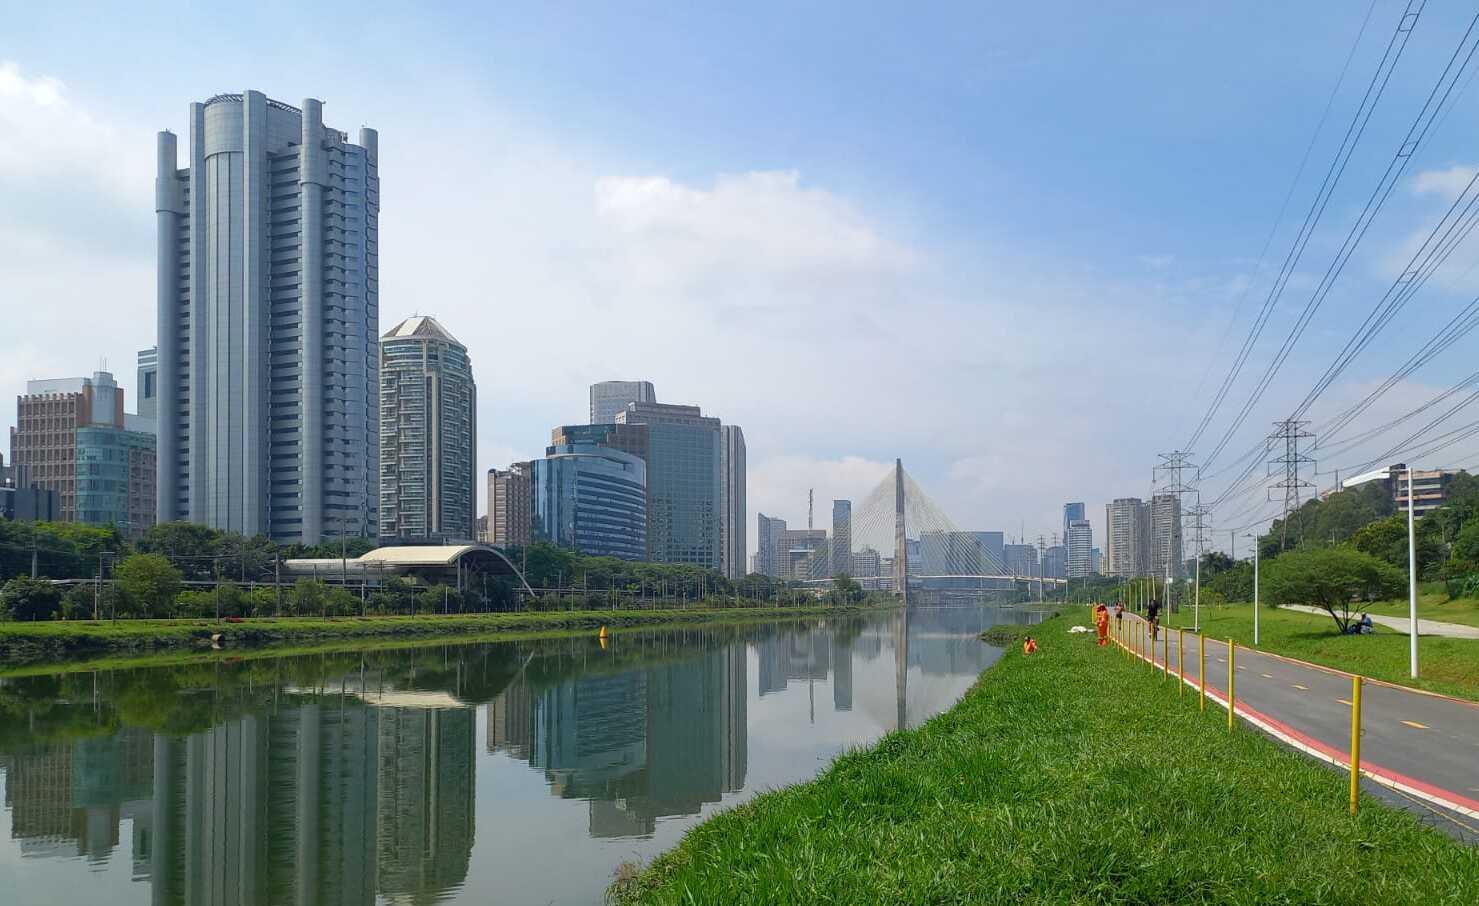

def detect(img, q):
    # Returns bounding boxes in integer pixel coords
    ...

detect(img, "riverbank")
[0,602,891,667]
[611,613,1478,904]
[1161,603,1479,702]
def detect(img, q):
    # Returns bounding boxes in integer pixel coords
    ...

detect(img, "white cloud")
[1411,164,1479,201]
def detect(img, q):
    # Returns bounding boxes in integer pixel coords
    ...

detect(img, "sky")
[6,1,1479,561]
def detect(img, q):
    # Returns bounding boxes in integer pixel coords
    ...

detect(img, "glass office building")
[531,443,647,560]
[615,403,721,569]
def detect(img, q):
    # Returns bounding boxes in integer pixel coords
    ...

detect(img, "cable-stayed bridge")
[792,459,1065,604]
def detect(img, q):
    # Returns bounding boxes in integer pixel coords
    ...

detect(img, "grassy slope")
[613,614,1478,905]
[1160,603,1479,702]
[0,602,884,666]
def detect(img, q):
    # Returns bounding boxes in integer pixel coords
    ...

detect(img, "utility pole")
[1248,532,1260,647]
[1186,489,1210,632]
[1269,420,1315,551]
[1402,464,1418,678]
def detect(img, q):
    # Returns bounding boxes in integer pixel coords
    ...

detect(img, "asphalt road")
[1111,612,1479,840]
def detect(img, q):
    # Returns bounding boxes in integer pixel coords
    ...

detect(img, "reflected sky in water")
[0,605,1042,905]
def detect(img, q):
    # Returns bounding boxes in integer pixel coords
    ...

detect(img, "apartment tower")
[155,91,379,543]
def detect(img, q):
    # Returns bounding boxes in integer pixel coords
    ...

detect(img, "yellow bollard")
[1177,628,1184,696]
[1162,626,1169,680]
[1199,634,1206,712]
[1227,639,1237,731]
[1350,675,1363,815]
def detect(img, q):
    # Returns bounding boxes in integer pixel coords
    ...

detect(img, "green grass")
[611,613,1478,905]
[1357,591,1479,629]
[1159,603,1479,702]
[0,602,888,667]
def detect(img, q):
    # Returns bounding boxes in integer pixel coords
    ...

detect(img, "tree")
[1198,551,1236,578]
[114,554,183,618]
[1349,515,1443,578]
[1261,546,1405,633]
[0,577,63,621]
[830,574,864,604]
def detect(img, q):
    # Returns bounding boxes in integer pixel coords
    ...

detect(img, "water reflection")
[0,605,1040,905]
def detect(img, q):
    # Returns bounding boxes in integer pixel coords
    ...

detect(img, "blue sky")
[5,1,1479,557]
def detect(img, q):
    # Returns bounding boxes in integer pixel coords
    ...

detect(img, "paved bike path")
[1279,604,1479,639]
[1115,614,1479,835]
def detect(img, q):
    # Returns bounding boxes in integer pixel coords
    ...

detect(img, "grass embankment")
[612,613,1478,905]
[0,602,886,666]
[1161,603,1479,702]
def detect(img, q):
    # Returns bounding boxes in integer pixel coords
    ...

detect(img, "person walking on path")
[1146,599,1162,642]
[1094,602,1110,647]
[1114,601,1124,630]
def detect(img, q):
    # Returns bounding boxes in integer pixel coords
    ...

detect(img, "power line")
[1186,0,1426,457]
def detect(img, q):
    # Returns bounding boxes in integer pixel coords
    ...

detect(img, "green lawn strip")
[0,602,889,668]
[1161,603,1479,702]
[1357,592,1479,629]
[613,614,1478,905]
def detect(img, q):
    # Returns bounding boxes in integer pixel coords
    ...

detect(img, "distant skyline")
[8,2,1479,559]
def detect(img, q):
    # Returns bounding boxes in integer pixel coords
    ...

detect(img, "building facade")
[486,462,532,547]
[831,499,852,578]
[756,513,786,577]
[155,91,380,543]
[589,381,655,424]
[1066,519,1093,577]
[531,443,648,560]
[1105,497,1151,578]
[615,403,721,569]
[135,347,159,422]
[779,528,828,580]
[719,425,747,580]
[1149,493,1183,580]
[1062,502,1084,545]
[378,316,476,542]
[9,372,156,536]
[1004,543,1038,578]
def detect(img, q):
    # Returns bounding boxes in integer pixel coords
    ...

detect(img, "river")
[0,604,1045,905]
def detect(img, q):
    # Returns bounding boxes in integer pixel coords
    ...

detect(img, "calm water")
[0,605,1042,905]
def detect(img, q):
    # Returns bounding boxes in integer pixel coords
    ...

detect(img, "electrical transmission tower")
[1268,419,1316,551]
[1154,451,1197,608]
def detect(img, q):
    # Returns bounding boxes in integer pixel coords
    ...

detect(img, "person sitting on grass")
[1023,636,1038,655]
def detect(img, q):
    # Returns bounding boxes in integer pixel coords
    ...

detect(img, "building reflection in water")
[2,698,475,906]
[1,606,1020,903]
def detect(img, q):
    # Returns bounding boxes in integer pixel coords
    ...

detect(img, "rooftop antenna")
[808,489,814,530]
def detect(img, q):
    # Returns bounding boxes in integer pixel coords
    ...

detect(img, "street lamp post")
[1405,465,1419,678]
[1247,532,1259,647]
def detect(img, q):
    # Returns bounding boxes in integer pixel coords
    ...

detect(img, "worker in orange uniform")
[1094,602,1110,647]
[1023,636,1038,655]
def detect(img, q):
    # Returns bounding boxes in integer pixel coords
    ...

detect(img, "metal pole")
[1349,675,1363,815]
[1407,467,1418,679]
[1252,537,1260,647]
[95,551,103,621]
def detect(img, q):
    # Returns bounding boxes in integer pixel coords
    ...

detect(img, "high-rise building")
[1062,502,1084,545]
[1066,518,1093,577]
[756,513,786,577]
[1105,498,1151,577]
[719,425,747,580]
[135,347,159,422]
[971,531,1006,573]
[531,442,648,560]
[1043,544,1067,580]
[779,529,828,579]
[378,316,476,542]
[155,91,380,543]
[589,380,655,424]
[1091,547,1102,574]
[1004,543,1038,578]
[10,371,156,536]
[1149,493,1183,580]
[486,462,532,547]
[831,499,852,577]
[616,402,721,568]
[850,547,882,578]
